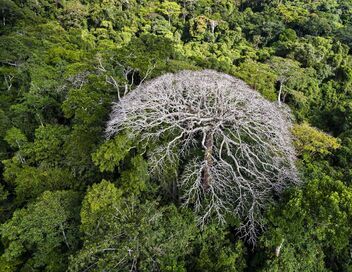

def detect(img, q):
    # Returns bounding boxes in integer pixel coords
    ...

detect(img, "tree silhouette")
[106,70,300,243]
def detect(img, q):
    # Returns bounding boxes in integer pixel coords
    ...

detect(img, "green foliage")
[0,191,80,272]
[0,184,8,202]
[1,0,352,270]
[292,122,341,157]
[158,1,181,24]
[79,179,122,234]
[119,155,149,194]
[3,161,76,204]
[62,87,109,125]
[26,125,69,167]
[188,224,246,272]
[92,133,133,172]
[58,1,88,29]
[70,180,196,272]
[4,127,27,150]
[0,0,24,28]
[234,60,277,101]
[259,172,352,271]
[113,33,184,77]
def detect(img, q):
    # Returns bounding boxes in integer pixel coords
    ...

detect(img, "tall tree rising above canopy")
[106,70,300,243]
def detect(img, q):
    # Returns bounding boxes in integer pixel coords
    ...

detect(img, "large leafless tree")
[106,70,300,243]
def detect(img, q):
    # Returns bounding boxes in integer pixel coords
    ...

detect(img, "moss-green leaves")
[92,133,133,172]
[292,122,340,157]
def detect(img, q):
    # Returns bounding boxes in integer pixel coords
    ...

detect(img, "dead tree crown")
[106,69,300,243]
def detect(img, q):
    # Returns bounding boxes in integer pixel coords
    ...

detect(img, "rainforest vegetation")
[0,0,352,271]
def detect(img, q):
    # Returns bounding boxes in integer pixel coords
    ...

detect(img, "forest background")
[1,0,352,271]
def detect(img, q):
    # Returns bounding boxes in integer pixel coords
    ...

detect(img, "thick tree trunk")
[202,132,213,190]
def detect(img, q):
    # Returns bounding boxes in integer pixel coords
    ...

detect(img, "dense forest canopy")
[0,0,352,271]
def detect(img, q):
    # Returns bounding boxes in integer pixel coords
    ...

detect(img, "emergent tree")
[106,70,300,243]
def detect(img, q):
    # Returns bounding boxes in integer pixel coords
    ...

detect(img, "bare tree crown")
[106,70,300,243]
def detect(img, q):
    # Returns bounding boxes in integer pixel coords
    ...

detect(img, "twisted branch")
[106,70,300,243]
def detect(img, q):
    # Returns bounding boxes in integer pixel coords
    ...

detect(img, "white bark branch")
[106,70,300,244]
